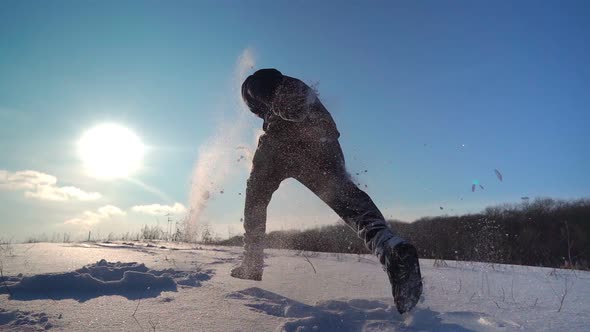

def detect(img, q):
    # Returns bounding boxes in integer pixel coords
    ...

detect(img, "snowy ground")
[0,242,588,331]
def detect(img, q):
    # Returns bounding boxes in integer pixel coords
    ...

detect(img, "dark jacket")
[242,70,340,142]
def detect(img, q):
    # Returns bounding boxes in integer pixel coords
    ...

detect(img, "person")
[232,68,423,314]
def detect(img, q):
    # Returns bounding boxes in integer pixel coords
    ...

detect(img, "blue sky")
[1,1,589,242]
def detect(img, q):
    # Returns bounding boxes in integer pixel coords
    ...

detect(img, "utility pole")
[165,213,172,241]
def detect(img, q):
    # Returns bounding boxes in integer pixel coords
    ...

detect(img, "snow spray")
[185,48,257,240]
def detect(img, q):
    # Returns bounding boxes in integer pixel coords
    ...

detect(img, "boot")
[382,241,423,314]
[231,249,263,281]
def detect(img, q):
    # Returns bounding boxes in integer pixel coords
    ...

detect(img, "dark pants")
[243,134,401,260]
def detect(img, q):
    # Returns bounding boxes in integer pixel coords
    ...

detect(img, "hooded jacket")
[242,69,340,142]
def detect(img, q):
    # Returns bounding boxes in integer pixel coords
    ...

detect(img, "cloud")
[0,170,56,190]
[97,205,126,216]
[132,203,187,216]
[24,185,102,201]
[0,169,101,201]
[65,205,126,226]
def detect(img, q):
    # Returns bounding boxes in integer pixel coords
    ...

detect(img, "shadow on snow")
[226,287,520,332]
[0,259,213,302]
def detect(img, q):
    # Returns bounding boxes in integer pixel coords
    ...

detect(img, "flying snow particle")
[494,169,503,182]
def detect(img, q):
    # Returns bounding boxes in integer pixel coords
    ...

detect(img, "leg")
[293,141,403,259]
[294,140,423,313]
[232,135,286,280]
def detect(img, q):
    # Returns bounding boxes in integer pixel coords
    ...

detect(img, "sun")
[78,123,145,179]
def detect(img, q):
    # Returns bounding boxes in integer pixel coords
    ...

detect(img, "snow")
[0,259,212,302]
[1,242,589,331]
[0,308,53,330]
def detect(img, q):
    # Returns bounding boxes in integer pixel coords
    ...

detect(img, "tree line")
[215,198,590,270]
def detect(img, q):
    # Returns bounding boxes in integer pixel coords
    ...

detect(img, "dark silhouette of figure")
[233,68,422,313]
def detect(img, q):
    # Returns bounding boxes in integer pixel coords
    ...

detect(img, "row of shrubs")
[214,198,590,270]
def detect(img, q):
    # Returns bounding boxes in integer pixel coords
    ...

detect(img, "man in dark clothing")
[232,68,423,314]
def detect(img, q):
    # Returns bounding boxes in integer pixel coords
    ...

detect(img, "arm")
[271,78,317,122]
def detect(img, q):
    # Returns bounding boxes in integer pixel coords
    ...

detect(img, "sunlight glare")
[78,123,144,179]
